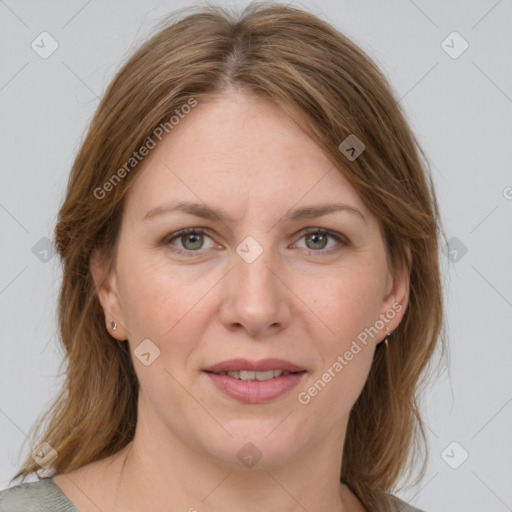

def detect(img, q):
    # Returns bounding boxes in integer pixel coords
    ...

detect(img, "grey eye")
[180,232,204,250]
[304,232,329,250]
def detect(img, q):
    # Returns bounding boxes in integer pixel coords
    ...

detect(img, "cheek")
[294,278,380,421]
[294,264,385,346]
[292,265,383,414]
[117,249,215,342]
[116,254,212,412]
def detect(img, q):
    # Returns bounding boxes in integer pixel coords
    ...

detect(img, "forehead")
[124,93,369,221]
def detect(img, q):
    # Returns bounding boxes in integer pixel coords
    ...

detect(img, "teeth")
[219,370,291,381]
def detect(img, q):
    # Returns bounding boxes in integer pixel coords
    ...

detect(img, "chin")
[196,419,312,470]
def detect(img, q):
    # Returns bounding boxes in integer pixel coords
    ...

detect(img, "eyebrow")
[142,200,367,224]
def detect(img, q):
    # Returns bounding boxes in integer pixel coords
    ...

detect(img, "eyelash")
[162,227,348,258]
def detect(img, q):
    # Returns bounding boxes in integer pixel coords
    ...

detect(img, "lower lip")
[204,371,306,404]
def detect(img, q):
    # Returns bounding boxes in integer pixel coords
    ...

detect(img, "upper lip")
[203,358,306,373]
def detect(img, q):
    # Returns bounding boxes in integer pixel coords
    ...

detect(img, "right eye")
[163,228,217,256]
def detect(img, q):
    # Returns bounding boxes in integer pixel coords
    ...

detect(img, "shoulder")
[0,479,78,512]
[386,493,426,512]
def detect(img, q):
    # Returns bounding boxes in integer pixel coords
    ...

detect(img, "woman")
[0,3,444,511]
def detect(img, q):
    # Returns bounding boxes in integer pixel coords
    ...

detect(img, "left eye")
[294,229,343,252]
[163,228,346,256]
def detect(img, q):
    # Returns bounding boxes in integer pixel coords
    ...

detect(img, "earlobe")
[90,249,128,340]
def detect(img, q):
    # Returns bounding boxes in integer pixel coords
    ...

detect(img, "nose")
[218,250,291,338]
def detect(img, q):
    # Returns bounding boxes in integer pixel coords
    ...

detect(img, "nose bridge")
[234,242,278,303]
[220,238,290,335]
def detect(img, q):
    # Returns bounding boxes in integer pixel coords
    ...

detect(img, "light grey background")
[1,1,511,511]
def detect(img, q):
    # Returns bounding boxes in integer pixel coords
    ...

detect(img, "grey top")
[0,478,424,511]
[0,479,78,512]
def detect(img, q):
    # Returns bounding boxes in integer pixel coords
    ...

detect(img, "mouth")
[203,358,307,403]
[212,369,297,381]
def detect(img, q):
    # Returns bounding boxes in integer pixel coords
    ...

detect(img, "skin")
[53,89,410,512]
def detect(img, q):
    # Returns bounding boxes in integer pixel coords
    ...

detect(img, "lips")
[203,358,307,403]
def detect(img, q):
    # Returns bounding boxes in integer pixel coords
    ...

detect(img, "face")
[93,91,409,470]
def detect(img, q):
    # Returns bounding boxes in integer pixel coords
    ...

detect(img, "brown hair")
[12,3,445,510]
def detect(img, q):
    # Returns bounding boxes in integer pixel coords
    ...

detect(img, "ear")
[90,248,128,341]
[377,245,411,344]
